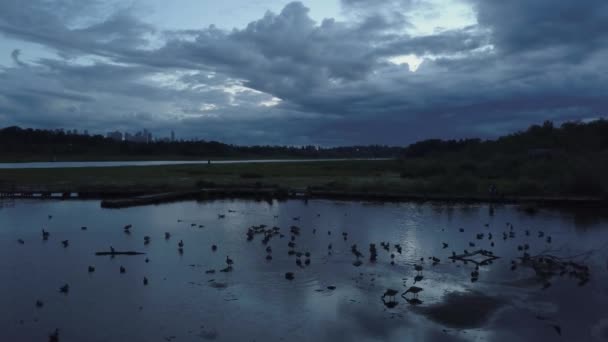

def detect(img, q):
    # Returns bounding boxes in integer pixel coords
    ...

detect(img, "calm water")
[1,199,608,342]
[0,158,388,169]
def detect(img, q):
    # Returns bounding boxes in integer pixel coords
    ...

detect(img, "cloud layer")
[0,0,606,145]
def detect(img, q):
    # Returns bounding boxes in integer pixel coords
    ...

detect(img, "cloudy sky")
[0,0,606,145]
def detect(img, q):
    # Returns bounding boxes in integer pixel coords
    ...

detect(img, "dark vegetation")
[1,120,607,197]
[0,126,399,161]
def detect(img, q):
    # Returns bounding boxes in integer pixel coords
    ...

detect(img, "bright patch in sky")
[406,0,477,35]
[388,54,425,72]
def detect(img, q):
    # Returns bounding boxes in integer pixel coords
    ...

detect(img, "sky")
[0,0,606,146]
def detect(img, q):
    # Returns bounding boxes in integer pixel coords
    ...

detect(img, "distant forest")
[0,119,607,162]
[0,126,401,160]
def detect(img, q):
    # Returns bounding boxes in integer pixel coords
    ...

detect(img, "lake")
[1,198,608,341]
[0,158,389,169]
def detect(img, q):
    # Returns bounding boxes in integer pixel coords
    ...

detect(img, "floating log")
[95,251,146,256]
[448,249,500,266]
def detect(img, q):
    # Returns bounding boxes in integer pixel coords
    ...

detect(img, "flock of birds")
[15,210,593,341]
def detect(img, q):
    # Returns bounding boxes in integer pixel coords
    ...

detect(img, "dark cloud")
[0,0,607,145]
[10,49,26,67]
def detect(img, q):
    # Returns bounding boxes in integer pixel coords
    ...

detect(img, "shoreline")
[1,187,605,208]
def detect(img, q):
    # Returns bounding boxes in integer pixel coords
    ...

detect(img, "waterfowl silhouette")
[305,259,310,265]
[382,289,399,301]
[442,242,448,249]
[36,300,44,308]
[88,266,95,273]
[165,232,171,240]
[218,214,225,219]
[144,236,150,245]
[178,240,184,248]
[81,226,87,230]
[285,272,295,280]
[226,256,234,266]
[42,229,50,241]
[59,284,69,294]
[403,286,423,298]
[143,277,148,286]
[211,245,217,251]
[296,259,302,266]
[17,239,25,244]
[414,264,423,275]
[266,255,273,261]
[61,240,69,248]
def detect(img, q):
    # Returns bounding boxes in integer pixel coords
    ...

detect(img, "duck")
[36,300,44,308]
[61,240,69,248]
[266,255,273,261]
[143,277,148,286]
[144,236,150,245]
[414,264,423,275]
[120,266,126,273]
[382,288,399,301]
[17,239,25,245]
[285,272,295,280]
[442,242,448,249]
[59,284,69,294]
[88,266,95,273]
[178,240,184,248]
[42,229,50,240]
[266,246,272,253]
[403,286,423,298]
[81,226,87,230]
[212,245,218,251]
[226,256,234,266]
[164,232,171,240]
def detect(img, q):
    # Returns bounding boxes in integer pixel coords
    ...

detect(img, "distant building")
[124,129,152,143]
[106,131,123,141]
[83,130,89,136]
[171,130,175,142]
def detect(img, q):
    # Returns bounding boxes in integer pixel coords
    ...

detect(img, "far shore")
[0,160,605,207]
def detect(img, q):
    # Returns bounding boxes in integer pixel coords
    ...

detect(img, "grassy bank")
[0,157,606,200]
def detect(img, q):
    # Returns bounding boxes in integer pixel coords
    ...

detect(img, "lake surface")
[1,199,608,342]
[0,158,388,169]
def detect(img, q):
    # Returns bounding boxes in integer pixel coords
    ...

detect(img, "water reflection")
[1,199,608,341]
